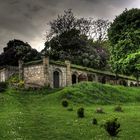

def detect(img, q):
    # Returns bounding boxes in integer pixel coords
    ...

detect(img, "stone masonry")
[0,56,138,87]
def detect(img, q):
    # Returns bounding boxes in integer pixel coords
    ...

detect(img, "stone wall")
[0,66,18,82]
[24,64,45,87]
[0,68,6,82]
[22,56,139,88]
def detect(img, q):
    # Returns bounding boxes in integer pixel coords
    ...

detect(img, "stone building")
[0,56,138,88]
[0,66,18,82]
[21,56,138,88]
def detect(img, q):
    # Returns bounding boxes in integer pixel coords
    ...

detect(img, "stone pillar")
[43,56,50,86]
[95,74,98,82]
[18,60,24,80]
[65,60,72,86]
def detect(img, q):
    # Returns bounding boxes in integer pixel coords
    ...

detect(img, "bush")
[77,107,84,118]
[92,118,97,125]
[62,99,69,107]
[96,107,104,113]
[114,105,123,112]
[17,80,24,88]
[67,107,73,111]
[0,82,8,92]
[103,118,121,137]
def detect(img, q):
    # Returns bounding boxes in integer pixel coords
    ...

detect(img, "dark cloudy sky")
[0,0,140,52]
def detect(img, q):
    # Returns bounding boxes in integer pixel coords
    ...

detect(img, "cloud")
[0,0,139,52]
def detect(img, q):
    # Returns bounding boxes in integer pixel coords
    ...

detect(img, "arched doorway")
[72,74,77,84]
[87,74,95,82]
[78,74,88,82]
[53,71,60,88]
[101,76,106,84]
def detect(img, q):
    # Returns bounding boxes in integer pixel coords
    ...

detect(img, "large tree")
[0,39,41,66]
[119,52,140,85]
[108,8,140,78]
[47,9,91,40]
[43,9,110,70]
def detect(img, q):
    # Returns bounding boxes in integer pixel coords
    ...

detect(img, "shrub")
[8,74,19,83]
[103,118,121,137]
[92,118,97,125]
[114,105,123,112]
[67,107,73,111]
[77,107,84,118]
[0,82,8,92]
[17,80,24,88]
[96,107,104,113]
[62,99,69,107]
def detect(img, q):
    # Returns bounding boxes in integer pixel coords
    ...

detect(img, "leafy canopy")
[108,8,140,77]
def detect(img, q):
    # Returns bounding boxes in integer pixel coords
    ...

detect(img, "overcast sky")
[0,0,140,52]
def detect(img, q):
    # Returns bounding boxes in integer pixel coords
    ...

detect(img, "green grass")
[0,82,140,139]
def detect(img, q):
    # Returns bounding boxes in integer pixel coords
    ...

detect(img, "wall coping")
[24,60,43,67]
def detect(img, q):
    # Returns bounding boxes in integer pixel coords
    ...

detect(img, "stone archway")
[53,69,62,88]
[119,79,127,86]
[87,74,95,82]
[72,74,77,84]
[101,76,106,84]
[78,73,88,82]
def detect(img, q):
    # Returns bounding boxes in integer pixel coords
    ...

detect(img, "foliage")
[8,74,24,88]
[47,9,110,42]
[61,99,69,107]
[44,29,88,61]
[118,51,140,85]
[47,9,91,39]
[43,31,109,70]
[108,8,140,77]
[0,82,8,92]
[17,80,24,88]
[108,8,140,45]
[103,118,121,137]
[43,9,110,70]
[77,107,84,118]
[0,39,41,66]
[8,74,19,83]
[88,19,110,41]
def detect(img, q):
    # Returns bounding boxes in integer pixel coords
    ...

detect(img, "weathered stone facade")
[21,56,139,88]
[0,56,138,87]
[24,64,45,87]
[0,66,18,82]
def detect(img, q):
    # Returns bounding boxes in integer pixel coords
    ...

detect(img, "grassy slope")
[0,82,140,140]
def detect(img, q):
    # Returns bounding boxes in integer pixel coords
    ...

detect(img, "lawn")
[0,82,140,140]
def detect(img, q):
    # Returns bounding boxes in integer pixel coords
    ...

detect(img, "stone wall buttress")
[65,60,72,86]
[18,60,24,80]
[43,56,50,86]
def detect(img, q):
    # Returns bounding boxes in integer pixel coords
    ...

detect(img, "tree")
[47,9,110,42]
[108,8,140,45]
[43,29,88,62]
[119,52,140,85]
[108,8,140,78]
[0,39,41,66]
[47,9,91,40]
[89,19,110,41]
[43,9,110,70]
